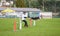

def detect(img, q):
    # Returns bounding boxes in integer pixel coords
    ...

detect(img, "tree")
[38,0,43,9]
[16,0,26,8]
[31,1,39,8]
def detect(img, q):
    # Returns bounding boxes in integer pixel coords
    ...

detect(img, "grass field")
[0,18,60,36]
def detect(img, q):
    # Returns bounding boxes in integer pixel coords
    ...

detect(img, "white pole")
[19,12,23,30]
[19,18,22,30]
[33,20,36,26]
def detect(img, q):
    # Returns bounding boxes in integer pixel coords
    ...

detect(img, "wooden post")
[30,19,32,27]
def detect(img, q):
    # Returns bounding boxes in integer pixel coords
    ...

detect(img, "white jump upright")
[33,20,36,26]
[19,12,23,30]
[19,19,22,30]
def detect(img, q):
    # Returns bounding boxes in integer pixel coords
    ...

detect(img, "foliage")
[16,0,26,8]
[15,0,60,12]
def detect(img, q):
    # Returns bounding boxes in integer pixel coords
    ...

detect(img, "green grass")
[0,18,60,36]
